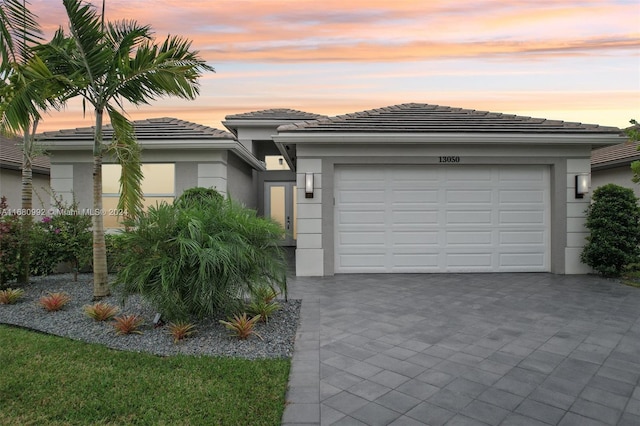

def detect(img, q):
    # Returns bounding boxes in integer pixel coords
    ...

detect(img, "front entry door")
[265,182,297,246]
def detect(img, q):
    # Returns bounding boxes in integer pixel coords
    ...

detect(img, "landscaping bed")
[0,273,300,359]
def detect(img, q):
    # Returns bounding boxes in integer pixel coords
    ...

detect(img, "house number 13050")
[439,156,460,163]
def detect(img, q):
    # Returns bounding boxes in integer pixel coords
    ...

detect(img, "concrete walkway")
[281,274,640,425]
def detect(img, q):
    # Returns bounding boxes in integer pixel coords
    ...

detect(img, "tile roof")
[0,135,50,172]
[38,117,234,141]
[591,140,640,167]
[225,108,327,121]
[277,103,623,134]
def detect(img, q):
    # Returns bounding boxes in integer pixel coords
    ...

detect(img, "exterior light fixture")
[575,173,590,199]
[305,173,314,198]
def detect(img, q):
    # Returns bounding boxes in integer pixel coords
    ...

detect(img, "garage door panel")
[392,231,439,245]
[500,168,546,182]
[392,210,438,224]
[500,231,545,244]
[445,168,492,181]
[499,210,545,224]
[446,190,492,203]
[339,255,387,270]
[340,190,386,203]
[339,210,385,224]
[499,253,546,268]
[446,231,493,245]
[392,254,440,267]
[500,190,545,204]
[335,165,549,273]
[446,210,493,224]
[446,253,493,268]
[339,231,386,245]
[392,189,439,203]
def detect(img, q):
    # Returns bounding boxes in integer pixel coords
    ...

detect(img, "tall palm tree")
[0,0,70,283]
[54,0,213,298]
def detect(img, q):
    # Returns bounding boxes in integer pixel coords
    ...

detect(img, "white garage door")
[334,165,549,273]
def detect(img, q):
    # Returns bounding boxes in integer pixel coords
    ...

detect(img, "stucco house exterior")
[39,103,625,276]
[591,140,640,198]
[0,135,51,212]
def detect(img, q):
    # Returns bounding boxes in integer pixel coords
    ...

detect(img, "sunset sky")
[28,0,640,132]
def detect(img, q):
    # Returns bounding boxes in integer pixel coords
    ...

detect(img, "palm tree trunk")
[17,127,33,284]
[92,109,109,298]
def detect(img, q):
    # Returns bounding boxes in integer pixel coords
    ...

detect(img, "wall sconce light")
[575,173,590,199]
[305,173,314,198]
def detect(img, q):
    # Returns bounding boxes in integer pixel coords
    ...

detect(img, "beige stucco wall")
[293,142,593,276]
[592,165,640,199]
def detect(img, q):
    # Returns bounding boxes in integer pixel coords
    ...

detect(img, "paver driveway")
[282,274,640,426]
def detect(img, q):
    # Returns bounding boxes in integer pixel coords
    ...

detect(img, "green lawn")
[0,325,290,425]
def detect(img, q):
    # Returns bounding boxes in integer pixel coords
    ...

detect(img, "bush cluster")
[0,196,92,284]
[114,188,287,321]
[581,184,640,276]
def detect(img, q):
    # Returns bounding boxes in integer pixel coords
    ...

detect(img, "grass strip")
[0,325,289,425]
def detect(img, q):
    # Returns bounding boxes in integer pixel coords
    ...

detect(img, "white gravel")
[0,273,300,359]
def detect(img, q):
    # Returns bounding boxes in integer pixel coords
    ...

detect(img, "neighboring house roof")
[591,140,640,170]
[38,117,265,171]
[0,135,50,174]
[225,108,326,121]
[39,117,234,141]
[277,103,622,135]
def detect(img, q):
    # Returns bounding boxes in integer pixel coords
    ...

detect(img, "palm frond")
[105,19,152,58]
[0,54,75,135]
[0,0,43,69]
[62,0,111,103]
[114,34,213,105]
[105,107,144,221]
[32,28,86,101]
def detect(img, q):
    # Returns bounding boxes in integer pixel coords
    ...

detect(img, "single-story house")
[591,139,640,198]
[0,135,51,212]
[39,103,626,276]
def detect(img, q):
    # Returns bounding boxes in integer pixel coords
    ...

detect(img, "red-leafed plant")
[84,302,120,321]
[0,288,24,304]
[112,314,144,335]
[39,292,71,311]
[219,313,262,340]
[167,321,197,343]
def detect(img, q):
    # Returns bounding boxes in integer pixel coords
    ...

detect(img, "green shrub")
[105,233,127,273]
[174,187,223,209]
[29,221,65,277]
[30,197,92,280]
[1,196,92,283]
[114,194,287,321]
[581,184,640,276]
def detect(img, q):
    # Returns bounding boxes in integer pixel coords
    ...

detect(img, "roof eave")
[42,139,265,171]
[273,132,625,147]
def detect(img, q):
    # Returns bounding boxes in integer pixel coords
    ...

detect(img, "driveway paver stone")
[282,273,640,425]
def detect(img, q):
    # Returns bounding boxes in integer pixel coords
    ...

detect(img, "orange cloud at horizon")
[23,0,639,134]
[30,0,640,63]
[34,88,639,134]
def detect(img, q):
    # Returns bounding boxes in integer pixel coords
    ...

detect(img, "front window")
[102,163,175,228]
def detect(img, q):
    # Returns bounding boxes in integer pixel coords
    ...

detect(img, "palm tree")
[0,0,70,283]
[54,0,213,298]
